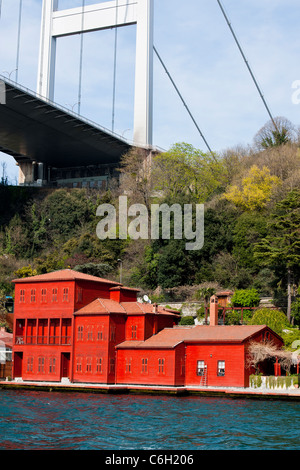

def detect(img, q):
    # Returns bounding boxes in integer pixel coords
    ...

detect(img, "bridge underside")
[0,79,133,187]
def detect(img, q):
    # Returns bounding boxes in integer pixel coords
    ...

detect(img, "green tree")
[152,143,225,203]
[73,262,112,278]
[230,289,260,308]
[249,308,290,335]
[291,286,300,327]
[254,190,300,322]
[41,189,93,242]
[14,265,37,278]
[232,212,268,269]
[156,240,191,289]
[3,214,30,258]
[27,202,47,255]
[0,289,8,328]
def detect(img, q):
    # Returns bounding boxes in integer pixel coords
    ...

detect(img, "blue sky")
[0,0,300,183]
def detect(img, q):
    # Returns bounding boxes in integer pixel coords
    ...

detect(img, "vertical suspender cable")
[112,0,118,133]
[216,0,278,132]
[15,0,23,83]
[78,0,85,115]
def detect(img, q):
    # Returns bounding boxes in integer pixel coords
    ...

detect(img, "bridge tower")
[37,0,154,147]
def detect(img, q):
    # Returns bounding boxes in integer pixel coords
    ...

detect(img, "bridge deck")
[0,77,132,169]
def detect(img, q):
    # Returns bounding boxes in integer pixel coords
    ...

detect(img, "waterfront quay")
[1,380,300,401]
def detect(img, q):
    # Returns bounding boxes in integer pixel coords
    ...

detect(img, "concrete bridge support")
[37,0,154,147]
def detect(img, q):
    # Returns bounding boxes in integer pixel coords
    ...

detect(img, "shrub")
[249,307,290,335]
[231,288,260,308]
[224,310,241,325]
[180,316,194,325]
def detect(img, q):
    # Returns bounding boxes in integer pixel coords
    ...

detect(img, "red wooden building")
[12,270,283,388]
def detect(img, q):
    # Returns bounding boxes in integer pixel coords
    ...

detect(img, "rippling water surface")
[0,390,299,450]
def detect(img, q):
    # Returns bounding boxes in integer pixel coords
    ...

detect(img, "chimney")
[209,295,219,326]
[153,303,158,313]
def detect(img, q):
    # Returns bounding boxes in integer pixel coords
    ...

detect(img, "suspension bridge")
[0,0,278,188]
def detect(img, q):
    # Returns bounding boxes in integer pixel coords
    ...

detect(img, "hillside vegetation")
[1,117,300,328]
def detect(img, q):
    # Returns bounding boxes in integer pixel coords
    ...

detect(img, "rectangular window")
[142,358,148,373]
[20,289,25,303]
[76,357,82,373]
[27,356,33,372]
[86,357,92,372]
[125,358,132,373]
[52,288,58,302]
[158,358,165,374]
[38,357,45,373]
[49,357,56,373]
[131,325,137,339]
[62,288,69,302]
[97,327,103,341]
[77,325,83,341]
[96,357,103,374]
[30,289,36,303]
[87,327,93,341]
[41,288,47,303]
[197,360,205,376]
[217,361,225,376]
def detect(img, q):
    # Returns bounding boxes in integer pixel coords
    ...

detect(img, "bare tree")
[247,340,293,374]
[253,116,297,151]
[0,161,8,185]
[118,147,154,211]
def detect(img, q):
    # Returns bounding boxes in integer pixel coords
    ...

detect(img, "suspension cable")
[216,0,278,132]
[112,0,119,133]
[78,0,85,115]
[153,45,214,156]
[15,0,23,83]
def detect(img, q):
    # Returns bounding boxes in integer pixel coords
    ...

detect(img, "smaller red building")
[0,327,13,380]
[12,270,284,388]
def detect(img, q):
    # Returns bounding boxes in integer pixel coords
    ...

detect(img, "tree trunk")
[287,267,292,323]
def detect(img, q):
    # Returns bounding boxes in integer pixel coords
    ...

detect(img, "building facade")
[12,270,283,388]
[0,327,13,380]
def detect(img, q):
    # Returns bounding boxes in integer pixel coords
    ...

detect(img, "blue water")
[0,389,299,450]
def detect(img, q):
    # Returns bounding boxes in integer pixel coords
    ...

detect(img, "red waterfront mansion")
[12,269,283,388]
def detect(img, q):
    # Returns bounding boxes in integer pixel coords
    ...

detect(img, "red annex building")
[12,270,283,388]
